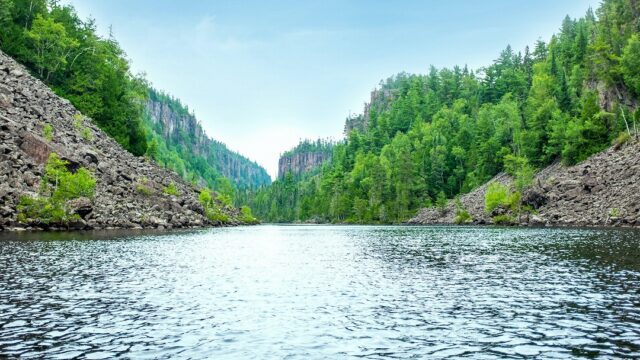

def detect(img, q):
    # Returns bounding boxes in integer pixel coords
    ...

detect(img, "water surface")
[1,225,639,358]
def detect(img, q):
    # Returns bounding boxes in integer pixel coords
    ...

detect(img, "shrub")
[453,198,473,224]
[163,182,180,196]
[17,153,96,225]
[42,123,53,142]
[198,189,231,224]
[135,177,154,196]
[435,191,448,212]
[239,205,259,224]
[492,214,515,225]
[80,127,93,141]
[613,132,630,150]
[72,114,93,141]
[485,183,510,213]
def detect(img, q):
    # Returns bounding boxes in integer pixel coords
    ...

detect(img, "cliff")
[409,139,640,227]
[145,89,271,189]
[277,140,333,178]
[0,50,246,231]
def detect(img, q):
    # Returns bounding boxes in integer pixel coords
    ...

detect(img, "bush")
[485,183,510,213]
[198,189,232,224]
[135,177,154,196]
[80,127,93,141]
[163,182,180,196]
[239,206,259,224]
[492,214,515,225]
[73,114,93,141]
[435,191,448,212]
[613,132,630,150]
[454,208,473,224]
[17,153,96,225]
[453,198,473,224]
[42,123,53,142]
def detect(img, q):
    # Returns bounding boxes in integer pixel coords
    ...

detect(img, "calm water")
[0,225,639,359]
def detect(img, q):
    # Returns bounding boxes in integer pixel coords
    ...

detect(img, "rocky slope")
[146,90,271,189]
[0,50,245,231]
[409,140,640,227]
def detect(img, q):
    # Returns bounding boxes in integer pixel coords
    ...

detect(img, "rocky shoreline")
[409,140,640,228]
[0,50,246,232]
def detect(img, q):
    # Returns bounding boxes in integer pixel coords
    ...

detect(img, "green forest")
[0,0,268,203]
[249,0,640,223]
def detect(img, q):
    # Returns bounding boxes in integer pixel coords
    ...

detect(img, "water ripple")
[0,225,639,358]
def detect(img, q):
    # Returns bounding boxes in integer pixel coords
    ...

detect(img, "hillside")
[0,50,251,230]
[144,89,271,190]
[252,0,640,225]
[0,0,267,203]
[409,140,640,226]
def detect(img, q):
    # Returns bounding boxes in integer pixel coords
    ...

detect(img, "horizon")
[64,0,594,179]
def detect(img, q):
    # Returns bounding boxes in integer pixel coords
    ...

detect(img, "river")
[0,225,639,358]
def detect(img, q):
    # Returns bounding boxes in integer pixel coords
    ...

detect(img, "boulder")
[67,197,93,219]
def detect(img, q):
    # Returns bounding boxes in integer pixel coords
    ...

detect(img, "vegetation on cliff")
[0,0,269,206]
[144,89,271,195]
[252,0,640,224]
[17,153,96,225]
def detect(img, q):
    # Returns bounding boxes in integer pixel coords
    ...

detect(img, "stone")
[67,197,93,219]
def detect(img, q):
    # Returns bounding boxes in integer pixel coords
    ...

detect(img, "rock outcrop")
[277,140,333,179]
[0,50,243,231]
[278,151,331,179]
[409,140,640,227]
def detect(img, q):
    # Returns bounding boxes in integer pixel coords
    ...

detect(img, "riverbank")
[0,50,248,231]
[409,140,640,228]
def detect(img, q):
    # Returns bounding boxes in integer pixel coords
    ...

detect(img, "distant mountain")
[143,89,271,191]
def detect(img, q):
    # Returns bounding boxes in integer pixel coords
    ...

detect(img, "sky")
[64,0,594,179]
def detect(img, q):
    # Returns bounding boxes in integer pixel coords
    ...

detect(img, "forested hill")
[144,89,271,191]
[0,0,269,198]
[251,0,640,224]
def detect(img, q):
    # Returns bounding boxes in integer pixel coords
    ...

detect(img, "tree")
[621,34,640,96]
[26,14,78,80]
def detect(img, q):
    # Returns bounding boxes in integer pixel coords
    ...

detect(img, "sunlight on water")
[0,225,639,359]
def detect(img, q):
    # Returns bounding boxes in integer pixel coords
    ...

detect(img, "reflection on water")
[0,225,639,358]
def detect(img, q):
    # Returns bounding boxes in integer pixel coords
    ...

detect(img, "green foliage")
[0,0,148,156]
[239,205,259,224]
[492,214,516,225]
[613,131,630,149]
[143,88,271,196]
[135,177,154,196]
[162,182,180,196]
[17,153,96,225]
[42,123,53,141]
[26,14,78,80]
[485,183,510,214]
[248,0,638,224]
[198,189,232,224]
[621,34,640,95]
[453,198,473,224]
[435,191,448,212]
[145,137,159,160]
[503,154,534,192]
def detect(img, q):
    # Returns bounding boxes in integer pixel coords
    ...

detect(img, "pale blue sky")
[65,0,594,178]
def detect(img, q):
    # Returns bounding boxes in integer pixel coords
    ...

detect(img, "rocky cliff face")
[145,94,271,189]
[278,151,331,179]
[344,85,395,135]
[409,140,640,227]
[0,50,244,231]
